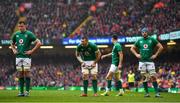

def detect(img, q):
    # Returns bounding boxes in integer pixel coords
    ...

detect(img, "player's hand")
[118,63,122,69]
[12,49,18,54]
[135,54,141,59]
[150,54,157,60]
[81,62,86,67]
[101,55,106,59]
[25,50,33,55]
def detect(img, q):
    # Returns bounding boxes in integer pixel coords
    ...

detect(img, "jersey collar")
[20,30,27,34]
[143,36,150,40]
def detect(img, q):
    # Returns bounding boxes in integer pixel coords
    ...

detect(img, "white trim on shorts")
[138,62,156,75]
[81,61,98,75]
[16,58,31,71]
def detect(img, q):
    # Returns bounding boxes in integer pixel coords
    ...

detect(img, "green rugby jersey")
[112,42,122,66]
[76,42,98,61]
[11,30,37,58]
[134,36,158,62]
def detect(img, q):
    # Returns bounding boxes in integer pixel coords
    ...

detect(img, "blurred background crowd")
[0,0,179,40]
[0,50,179,89]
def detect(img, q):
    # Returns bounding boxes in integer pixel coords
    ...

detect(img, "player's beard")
[142,33,148,39]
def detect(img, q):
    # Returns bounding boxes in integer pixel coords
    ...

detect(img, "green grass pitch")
[0,90,179,103]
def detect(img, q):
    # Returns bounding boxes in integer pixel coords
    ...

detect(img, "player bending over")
[76,36,101,97]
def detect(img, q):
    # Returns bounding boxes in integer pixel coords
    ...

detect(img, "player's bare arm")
[101,53,112,59]
[150,42,163,59]
[75,50,84,64]
[11,43,18,54]
[76,51,87,67]
[118,51,123,69]
[92,50,101,67]
[130,45,141,59]
[25,39,42,55]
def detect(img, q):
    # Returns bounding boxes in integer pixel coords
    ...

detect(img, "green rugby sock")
[143,82,149,94]
[92,80,97,94]
[83,80,88,94]
[25,77,30,92]
[107,80,112,91]
[152,81,158,94]
[19,78,24,94]
[116,80,122,91]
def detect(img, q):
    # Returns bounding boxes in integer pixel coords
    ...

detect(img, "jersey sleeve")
[29,31,37,42]
[76,44,81,52]
[115,44,122,52]
[151,37,158,46]
[134,40,139,48]
[93,44,98,52]
[11,33,16,44]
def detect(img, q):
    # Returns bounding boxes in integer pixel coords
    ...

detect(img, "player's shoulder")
[77,43,82,48]
[26,30,34,35]
[147,36,152,39]
[135,37,144,43]
[149,36,159,44]
[134,37,143,46]
[115,42,121,45]
[115,42,121,47]
[138,37,144,41]
[13,30,21,35]
[149,36,157,40]
[89,42,97,47]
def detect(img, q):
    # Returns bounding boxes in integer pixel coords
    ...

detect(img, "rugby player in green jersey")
[101,35,124,96]
[76,36,101,97]
[11,21,41,97]
[130,27,163,97]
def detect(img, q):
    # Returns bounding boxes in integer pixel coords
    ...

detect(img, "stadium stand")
[0,0,179,39]
[0,0,18,39]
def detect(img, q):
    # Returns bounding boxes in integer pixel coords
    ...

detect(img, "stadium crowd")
[0,54,179,89]
[0,0,18,39]
[25,0,89,41]
[79,0,178,37]
[0,0,179,40]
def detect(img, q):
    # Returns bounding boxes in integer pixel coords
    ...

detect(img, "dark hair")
[18,21,26,25]
[112,34,118,40]
[81,36,88,40]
